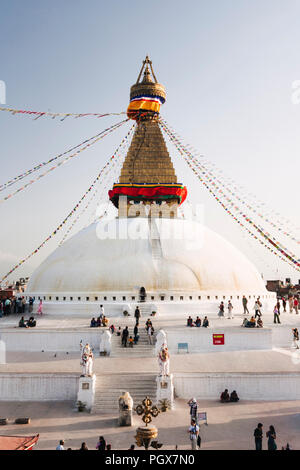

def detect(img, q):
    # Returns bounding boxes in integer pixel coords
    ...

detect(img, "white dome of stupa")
[27,217,267,295]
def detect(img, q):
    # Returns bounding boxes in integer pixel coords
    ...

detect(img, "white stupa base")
[23,295,276,318]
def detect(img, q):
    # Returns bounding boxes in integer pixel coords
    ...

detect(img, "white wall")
[0,374,78,401]
[165,327,272,353]
[23,295,276,317]
[174,373,300,400]
[0,330,102,352]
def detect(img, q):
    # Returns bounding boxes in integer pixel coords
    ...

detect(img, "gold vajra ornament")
[134,396,168,449]
[135,397,160,425]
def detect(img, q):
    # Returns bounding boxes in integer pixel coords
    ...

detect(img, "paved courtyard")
[0,310,300,450]
[0,399,299,450]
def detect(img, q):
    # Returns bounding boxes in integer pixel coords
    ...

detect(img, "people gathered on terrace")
[90,315,109,327]
[220,389,240,403]
[187,316,209,327]
[18,316,36,328]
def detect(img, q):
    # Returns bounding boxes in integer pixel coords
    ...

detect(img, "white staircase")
[148,218,165,290]
[110,317,156,358]
[92,373,157,414]
[138,302,152,317]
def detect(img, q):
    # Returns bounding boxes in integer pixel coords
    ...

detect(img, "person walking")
[254,423,263,451]
[188,419,199,450]
[218,301,224,318]
[134,306,141,326]
[292,328,299,349]
[187,398,198,424]
[289,296,294,314]
[282,297,287,313]
[121,326,129,347]
[134,325,139,344]
[99,304,105,321]
[227,300,234,319]
[147,325,153,345]
[294,297,299,315]
[273,305,281,324]
[276,299,281,314]
[37,299,43,315]
[242,295,249,315]
[29,297,34,314]
[4,298,11,316]
[266,425,277,451]
[254,300,262,319]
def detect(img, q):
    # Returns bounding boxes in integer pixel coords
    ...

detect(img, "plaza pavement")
[0,398,299,450]
[0,348,300,374]
[0,310,300,450]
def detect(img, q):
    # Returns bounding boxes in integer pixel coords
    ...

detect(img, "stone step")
[94,386,157,392]
[94,394,157,402]
[95,384,157,390]
[92,373,157,414]
[95,378,157,383]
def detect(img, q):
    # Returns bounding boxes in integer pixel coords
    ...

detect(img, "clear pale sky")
[0,0,299,283]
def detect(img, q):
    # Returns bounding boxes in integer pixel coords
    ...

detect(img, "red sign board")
[213,334,225,345]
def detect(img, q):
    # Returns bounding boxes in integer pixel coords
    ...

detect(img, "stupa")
[26,57,274,315]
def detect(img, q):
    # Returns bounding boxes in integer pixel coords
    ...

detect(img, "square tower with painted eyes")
[109,56,187,219]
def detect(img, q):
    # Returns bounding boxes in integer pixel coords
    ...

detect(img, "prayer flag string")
[159,119,300,272]
[0,126,134,283]
[160,117,300,242]
[0,119,128,192]
[0,119,129,204]
[58,124,136,246]
[0,106,126,121]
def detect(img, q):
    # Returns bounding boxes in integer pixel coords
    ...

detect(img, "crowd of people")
[0,295,36,317]
[90,305,109,327]
[120,318,155,348]
[56,437,135,451]
[252,423,288,451]
[186,316,209,327]
[241,316,263,328]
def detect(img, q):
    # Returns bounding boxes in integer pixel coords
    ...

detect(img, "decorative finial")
[127,56,166,121]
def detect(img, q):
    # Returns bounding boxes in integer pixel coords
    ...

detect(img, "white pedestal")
[77,374,96,412]
[118,409,133,426]
[156,374,174,409]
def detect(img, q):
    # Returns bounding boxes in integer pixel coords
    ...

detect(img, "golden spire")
[130,56,166,105]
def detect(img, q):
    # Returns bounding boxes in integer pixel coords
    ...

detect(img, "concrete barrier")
[0,330,101,352]
[174,372,300,400]
[0,373,78,401]
[165,327,272,353]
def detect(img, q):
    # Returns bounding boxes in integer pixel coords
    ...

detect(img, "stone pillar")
[77,374,96,412]
[156,374,174,409]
